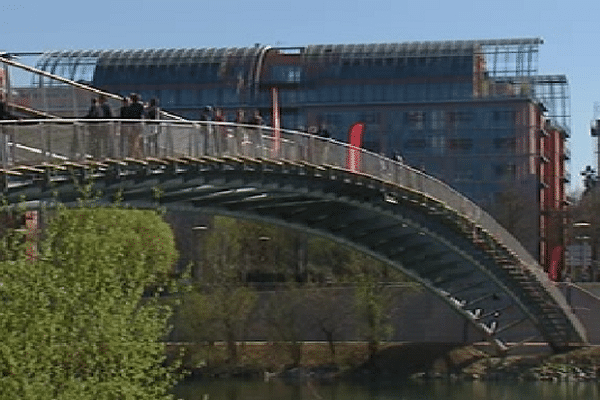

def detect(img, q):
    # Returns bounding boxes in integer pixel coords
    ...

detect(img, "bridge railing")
[0,118,540,270]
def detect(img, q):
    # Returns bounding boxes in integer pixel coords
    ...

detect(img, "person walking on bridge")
[126,93,145,158]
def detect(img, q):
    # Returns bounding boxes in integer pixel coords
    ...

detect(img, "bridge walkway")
[0,119,588,353]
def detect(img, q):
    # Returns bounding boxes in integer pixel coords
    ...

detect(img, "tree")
[306,236,354,283]
[179,216,259,365]
[349,252,406,361]
[263,284,306,367]
[177,286,257,365]
[0,205,181,399]
[305,285,353,363]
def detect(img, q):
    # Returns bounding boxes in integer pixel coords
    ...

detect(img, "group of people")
[83,93,160,158]
[200,105,263,126]
[85,93,159,121]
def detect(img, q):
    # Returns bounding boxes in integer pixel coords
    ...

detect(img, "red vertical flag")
[346,122,365,172]
[548,245,563,282]
[271,87,280,158]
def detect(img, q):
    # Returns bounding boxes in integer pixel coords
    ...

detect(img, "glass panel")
[181,90,196,106]
[222,88,237,105]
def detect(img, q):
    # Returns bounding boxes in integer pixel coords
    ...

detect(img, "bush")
[0,206,181,399]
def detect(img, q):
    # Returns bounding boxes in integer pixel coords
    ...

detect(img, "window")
[271,66,303,83]
[405,138,427,149]
[373,85,384,102]
[494,137,517,150]
[494,163,517,179]
[181,90,196,106]
[447,138,473,151]
[222,88,237,105]
[384,85,394,102]
[406,84,418,101]
[431,110,445,130]
[447,111,473,128]
[364,85,374,102]
[406,111,425,130]
[341,86,353,102]
[492,110,514,125]
[160,90,179,107]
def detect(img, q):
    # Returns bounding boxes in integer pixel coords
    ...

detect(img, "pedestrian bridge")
[0,119,587,353]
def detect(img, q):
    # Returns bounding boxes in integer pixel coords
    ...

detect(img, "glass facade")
[34,39,568,264]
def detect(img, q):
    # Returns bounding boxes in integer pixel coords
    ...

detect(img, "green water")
[173,379,600,400]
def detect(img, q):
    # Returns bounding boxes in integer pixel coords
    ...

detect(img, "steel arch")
[0,153,587,353]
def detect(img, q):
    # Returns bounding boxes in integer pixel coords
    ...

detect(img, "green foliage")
[264,285,306,366]
[304,285,353,363]
[177,286,257,364]
[306,236,354,281]
[0,205,181,399]
[350,252,401,360]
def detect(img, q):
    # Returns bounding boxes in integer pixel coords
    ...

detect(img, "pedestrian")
[97,95,113,158]
[200,106,214,154]
[317,125,329,139]
[98,95,112,118]
[128,93,145,119]
[200,105,213,122]
[214,108,226,154]
[118,97,131,157]
[127,93,144,158]
[84,98,102,158]
[119,96,131,119]
[249,109,263,126]
[85,98,100,119]
[235,108,245,124]
[146,97,159,120]
[146,98,160,156]
[247,109,263,156]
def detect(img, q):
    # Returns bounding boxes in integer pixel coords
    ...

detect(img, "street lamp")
[570,222,591,282]
[581,165,597,191]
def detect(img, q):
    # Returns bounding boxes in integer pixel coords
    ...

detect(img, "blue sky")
[2,0,599,192]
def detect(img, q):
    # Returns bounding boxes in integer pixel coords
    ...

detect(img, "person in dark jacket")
[95,95,113,157]
[98,95,112,118]
[128,93,145,119]
[85,98,100,119]
[126,93,144,158]
[146,98,160,155]
[119,97,131,119]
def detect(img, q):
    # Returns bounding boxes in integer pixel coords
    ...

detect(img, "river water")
[173,378,600,400]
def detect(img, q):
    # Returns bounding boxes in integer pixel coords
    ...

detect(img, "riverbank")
[167,341,600,382]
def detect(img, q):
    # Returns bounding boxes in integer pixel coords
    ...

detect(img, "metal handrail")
[0,118,541,273]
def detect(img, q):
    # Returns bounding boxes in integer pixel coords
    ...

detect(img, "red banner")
[346,122,365,172]
[271,87,280,157]
[548,245,563,281]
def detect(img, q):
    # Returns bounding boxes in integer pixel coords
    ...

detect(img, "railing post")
[193,123,201,158]
[108,121,116,159]
[0,124,6,170]
[43,122,51,163]
[71,122,79,160]
[206,123,214,157]
[167,123,174,157]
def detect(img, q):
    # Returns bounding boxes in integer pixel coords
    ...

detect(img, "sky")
[2,0,599,192]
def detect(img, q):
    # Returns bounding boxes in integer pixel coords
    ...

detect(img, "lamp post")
[570,222,591,282]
